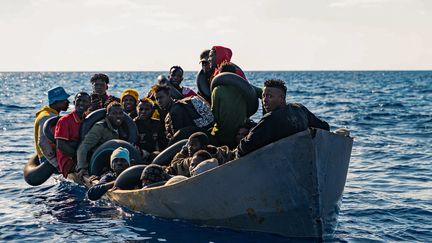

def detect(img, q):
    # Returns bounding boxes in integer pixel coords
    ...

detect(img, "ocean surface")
[0,71,431,242]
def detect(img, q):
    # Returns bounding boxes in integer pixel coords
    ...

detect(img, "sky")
[0,0,431,71]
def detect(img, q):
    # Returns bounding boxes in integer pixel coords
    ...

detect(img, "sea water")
[0,71,431,242]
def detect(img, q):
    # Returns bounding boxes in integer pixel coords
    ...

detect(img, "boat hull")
[106,129,353,238]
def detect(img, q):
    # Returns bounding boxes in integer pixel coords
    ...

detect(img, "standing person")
[120,88,139,119]
[54,92,91,178]
[134,98,168,154]
[76,101,128,180]
[199,49,211,75]
[236,79,330,158]
[88,73,114,112]
[34,86,70,170]
[210,62,249,148]
[208,45,246,81]
[168,66,197,98]
[87,147,130,201]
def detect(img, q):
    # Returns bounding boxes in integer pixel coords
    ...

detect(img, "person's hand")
[77,169,89,183]
[89,175,100,182]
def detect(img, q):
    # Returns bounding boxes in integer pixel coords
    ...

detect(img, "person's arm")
[56,139,79,158]
[87,175,116,201]
[302,105,330,131]
[236,114,275,158]
[76,124,102,171]
[169,105,185,134]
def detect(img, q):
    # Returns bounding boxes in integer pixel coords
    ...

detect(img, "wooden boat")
[100,128,353,238]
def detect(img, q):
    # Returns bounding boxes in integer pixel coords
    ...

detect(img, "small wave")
[0,103,35,110]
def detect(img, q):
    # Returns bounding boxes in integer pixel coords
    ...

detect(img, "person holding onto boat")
[88,73,115,113]
[76,101,128,180]
[87,147,130,201]
[235,79,330,158]
[166,132,233,177]
[34,86,70,171]
[134,98,168,156]
[154,85,214,141]
[168,66,197,98]
[54,92,91,178]
[120,88,139,119]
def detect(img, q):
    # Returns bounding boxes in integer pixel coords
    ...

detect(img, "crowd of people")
[33,45,330,200]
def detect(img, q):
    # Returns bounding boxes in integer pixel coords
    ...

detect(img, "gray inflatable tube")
[152,139,187,166]
[114,165,146,190]
[43,116,60,143]
[89,139,143,176]
[196,69,211,101]
[23,154,56,186]
[79,108,138,144]
[210,72,259,117]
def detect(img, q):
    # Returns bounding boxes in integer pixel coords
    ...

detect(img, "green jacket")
[211,85,248,148]
[76,118,126,171]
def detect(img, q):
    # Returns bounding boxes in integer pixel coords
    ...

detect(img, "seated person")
[34,86,70,170]
[236,79,330,158]
[165,132,233,177]
[235,119,257,146]
[134,98,168,154]
[76,101,128,180]
[168,66,197,98]
[120,88,139,119]
[55,92,91,178]
[188,150,218,176]
[141,164,172,188]
[155,85,214,140]
[87,147,130,201]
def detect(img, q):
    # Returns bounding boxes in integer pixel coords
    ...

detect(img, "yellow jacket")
[34,106,59,158]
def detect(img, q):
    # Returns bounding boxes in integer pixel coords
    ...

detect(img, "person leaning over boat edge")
[55,92,90,178]
[34,86,70,170]
[76,101,128,180]
[87,147,130,201]
[235,79,330,158]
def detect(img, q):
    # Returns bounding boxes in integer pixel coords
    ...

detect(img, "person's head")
[110,147,130,175]
[48,86,70,112]
[106,101,124,128]
[189,150,212,171]
[137,98,154,120]
[199,49,211,74]
[168,66,184,87]
[235,119,257,144]
[263,79,287,113]
[74,92,91,117]
[120,88,139,113]
[154,85,173,110]
[157,75,169,85]
[90,73,109,95]
[187,132,209,156]
[219,61,237,74]
[209,46,232,71]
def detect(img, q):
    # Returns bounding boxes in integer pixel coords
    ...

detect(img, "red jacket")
[212,46,246,80]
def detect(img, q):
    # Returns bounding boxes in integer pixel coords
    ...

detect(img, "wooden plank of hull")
[106,129,353,238]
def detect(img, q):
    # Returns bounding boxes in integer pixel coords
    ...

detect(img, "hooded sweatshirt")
[211,46,246,80]
[34,106,59,159]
